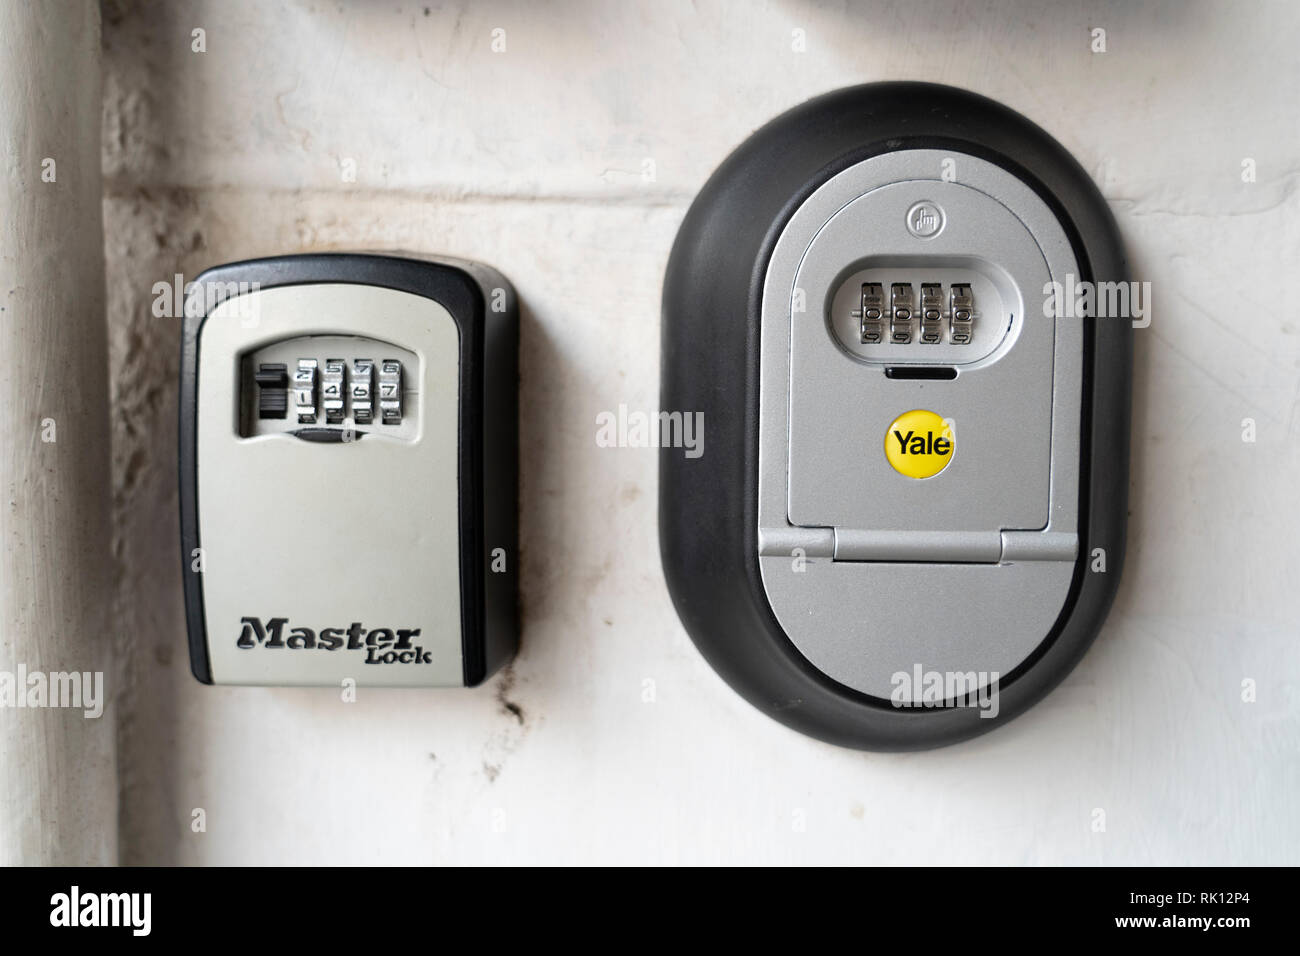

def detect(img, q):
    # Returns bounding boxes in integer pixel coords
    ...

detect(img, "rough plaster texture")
[1,0,116,865]
[101,0,1298,864]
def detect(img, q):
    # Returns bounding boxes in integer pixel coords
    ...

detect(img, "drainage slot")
[885,366,957,380]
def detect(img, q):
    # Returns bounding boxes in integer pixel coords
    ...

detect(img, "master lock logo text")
[236,616,431,665]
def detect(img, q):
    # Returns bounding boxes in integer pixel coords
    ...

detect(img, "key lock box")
[181,253,518,686]
[661,83,1133,749]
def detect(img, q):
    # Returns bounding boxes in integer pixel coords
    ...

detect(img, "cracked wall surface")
[102,0,1299,863]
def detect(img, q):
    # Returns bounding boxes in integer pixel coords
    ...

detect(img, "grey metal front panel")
[757,151,1083,700]
[197,284,464,686]
[787,180,1055,535]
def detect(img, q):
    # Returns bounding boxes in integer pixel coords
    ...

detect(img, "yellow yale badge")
[884,409,955,479]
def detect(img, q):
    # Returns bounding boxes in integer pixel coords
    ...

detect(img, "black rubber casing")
[180,253,518,686]
[659,83,1131,750]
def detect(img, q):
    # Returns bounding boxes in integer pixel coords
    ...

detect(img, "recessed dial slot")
[239,334,418,441]
[829,259,1018,366]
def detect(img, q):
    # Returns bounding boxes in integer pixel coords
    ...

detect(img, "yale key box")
[660,84,1132,750]
[180,253,518,686]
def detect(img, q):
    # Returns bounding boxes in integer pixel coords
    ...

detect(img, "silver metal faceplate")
[757,151,1083,700]
[198,284,465,686]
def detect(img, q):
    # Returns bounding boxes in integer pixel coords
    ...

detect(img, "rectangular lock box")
[179,253,518,686]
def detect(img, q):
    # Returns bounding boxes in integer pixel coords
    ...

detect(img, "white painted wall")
[101,0,1299,864]
[1,0,116,865]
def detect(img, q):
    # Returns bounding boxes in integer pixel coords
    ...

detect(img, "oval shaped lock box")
[660,83,1132,749]
[180,253,517,686]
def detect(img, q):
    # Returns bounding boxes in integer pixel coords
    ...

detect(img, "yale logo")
[884,409,954,479]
